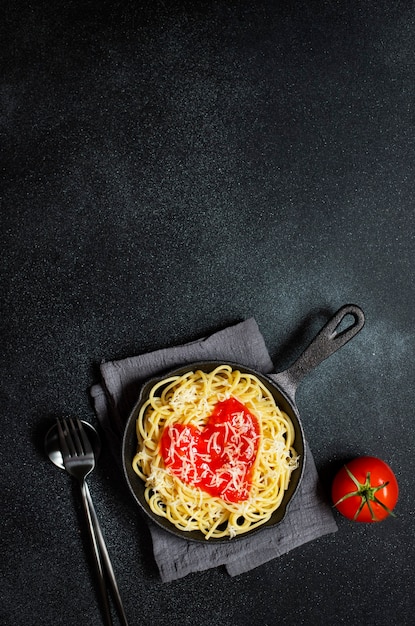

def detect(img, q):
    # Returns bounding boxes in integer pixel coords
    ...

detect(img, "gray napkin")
[90,318,337,582]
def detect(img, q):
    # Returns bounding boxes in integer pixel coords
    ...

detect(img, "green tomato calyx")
[334,464,396,521]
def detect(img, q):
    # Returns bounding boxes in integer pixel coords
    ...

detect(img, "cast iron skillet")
[122,304,365,542]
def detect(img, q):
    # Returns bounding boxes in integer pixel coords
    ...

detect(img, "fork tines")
[57,418,93,457]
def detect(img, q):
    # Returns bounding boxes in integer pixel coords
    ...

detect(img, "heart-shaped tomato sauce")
[160,398,260,503]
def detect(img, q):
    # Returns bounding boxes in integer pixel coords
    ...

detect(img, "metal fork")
[57,418,129,626]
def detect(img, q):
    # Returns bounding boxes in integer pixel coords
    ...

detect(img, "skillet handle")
[271,304,365,401]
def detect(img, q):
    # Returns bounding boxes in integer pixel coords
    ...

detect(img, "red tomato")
[331,456,399,522]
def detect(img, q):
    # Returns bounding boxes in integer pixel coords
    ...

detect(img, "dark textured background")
[2,1,414,624]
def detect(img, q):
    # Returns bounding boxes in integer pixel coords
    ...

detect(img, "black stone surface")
[2,1,414,624]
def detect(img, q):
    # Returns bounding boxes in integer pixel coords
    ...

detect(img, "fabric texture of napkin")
[90,319,337,582]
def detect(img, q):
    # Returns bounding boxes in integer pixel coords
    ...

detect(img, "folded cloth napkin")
[90,318,337,582]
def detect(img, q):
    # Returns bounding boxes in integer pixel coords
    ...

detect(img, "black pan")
[122,304,365,542]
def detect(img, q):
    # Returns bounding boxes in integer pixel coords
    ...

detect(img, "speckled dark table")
[2,1,414,624]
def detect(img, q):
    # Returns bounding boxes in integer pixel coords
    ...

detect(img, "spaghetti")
[132,365,299,539]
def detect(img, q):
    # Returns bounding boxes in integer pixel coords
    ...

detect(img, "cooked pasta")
[132,364,299,539]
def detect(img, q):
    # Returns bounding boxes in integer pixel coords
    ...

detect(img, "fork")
[57,418,129,626]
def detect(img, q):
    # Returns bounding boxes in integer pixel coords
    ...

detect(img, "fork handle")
[85,483,130,626]
[79,480,114,626]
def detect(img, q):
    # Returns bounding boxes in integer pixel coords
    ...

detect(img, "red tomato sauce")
[160,397,260,503]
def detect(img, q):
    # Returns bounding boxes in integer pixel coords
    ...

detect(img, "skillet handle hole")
[332,313,358,339]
